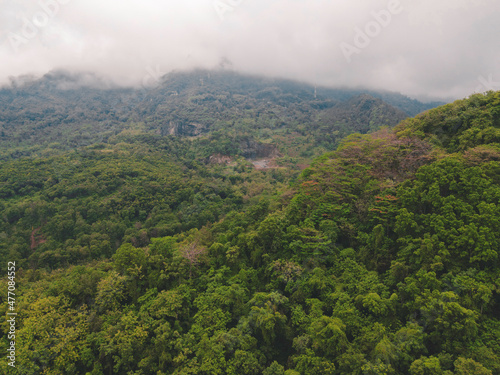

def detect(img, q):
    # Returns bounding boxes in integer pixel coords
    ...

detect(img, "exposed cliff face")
[238,140,280,159]
[162,121,209,137]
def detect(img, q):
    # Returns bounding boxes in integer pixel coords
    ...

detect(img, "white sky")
[0,0,499,101]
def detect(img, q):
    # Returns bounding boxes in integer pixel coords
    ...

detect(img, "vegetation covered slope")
[0,92,498,375]
[0,69,439,163]
[0,133,295,272]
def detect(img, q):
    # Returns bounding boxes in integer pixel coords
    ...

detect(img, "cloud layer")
[1,0,499,100]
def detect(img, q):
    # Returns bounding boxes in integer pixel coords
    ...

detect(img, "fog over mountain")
[1,0,499,101]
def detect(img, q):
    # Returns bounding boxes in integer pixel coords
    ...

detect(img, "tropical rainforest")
[0,70,498,375]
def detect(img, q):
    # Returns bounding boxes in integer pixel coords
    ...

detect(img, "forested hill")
[0,91,498,374]
[0,69,441,160]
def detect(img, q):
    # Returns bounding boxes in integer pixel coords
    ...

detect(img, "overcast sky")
[0,0,499,101]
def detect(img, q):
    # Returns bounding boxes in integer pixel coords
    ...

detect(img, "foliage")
[1,85,499,374]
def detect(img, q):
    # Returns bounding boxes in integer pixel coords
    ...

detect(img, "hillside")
[0,91,498,374]
[0,70,440,163]
[0,70,440,274]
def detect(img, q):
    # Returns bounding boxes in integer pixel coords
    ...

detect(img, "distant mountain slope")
[318,94,408,134]
[315,86,444,117]
[0,69,442,161]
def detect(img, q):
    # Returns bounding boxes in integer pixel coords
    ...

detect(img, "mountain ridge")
[0,69,443,162]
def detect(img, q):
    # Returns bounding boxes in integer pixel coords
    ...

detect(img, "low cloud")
[0,0,499,101]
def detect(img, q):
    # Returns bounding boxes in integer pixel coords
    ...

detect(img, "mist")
[1,0,499,101]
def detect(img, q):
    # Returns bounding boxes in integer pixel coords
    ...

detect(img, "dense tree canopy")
[0,90,499,374]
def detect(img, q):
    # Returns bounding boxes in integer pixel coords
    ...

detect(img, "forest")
[0,71,498,374]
